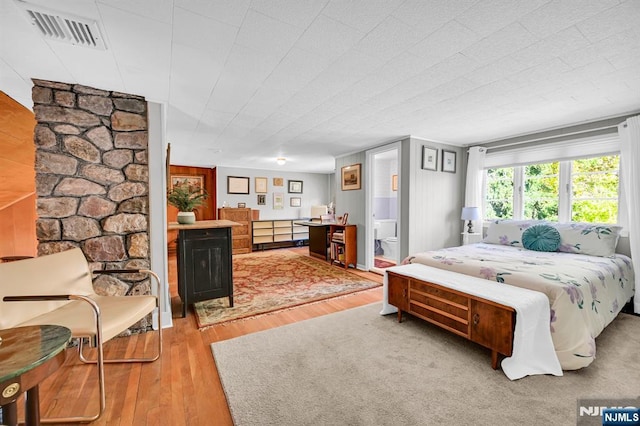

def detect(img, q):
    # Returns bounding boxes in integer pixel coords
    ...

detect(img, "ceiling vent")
[15,0,107,50]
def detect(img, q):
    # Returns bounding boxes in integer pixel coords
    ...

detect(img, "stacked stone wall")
[32,79,151,331]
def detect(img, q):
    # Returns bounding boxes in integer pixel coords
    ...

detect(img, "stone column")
[33,79,151,332]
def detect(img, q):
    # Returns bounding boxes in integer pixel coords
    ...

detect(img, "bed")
[394,220,635,371]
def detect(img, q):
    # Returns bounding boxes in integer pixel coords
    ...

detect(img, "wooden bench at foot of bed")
[387,270,515,369]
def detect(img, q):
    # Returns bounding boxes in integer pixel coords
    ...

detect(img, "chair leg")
[41,297,106,424]
[41,271,163,423]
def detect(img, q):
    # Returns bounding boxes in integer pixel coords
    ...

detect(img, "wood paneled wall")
[0,194,37,257]
[0,92,37,257]
[167,165,216,252]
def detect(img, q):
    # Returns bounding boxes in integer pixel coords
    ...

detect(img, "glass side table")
[0,325,71,426]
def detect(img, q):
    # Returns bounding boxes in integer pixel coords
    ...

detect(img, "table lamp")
[461,207,480,233]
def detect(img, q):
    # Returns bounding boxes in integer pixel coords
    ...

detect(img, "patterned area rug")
[194,250,381,328]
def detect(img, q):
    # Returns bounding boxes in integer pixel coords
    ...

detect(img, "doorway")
[366,143,401,273]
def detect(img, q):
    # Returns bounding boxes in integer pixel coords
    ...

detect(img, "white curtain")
[618,115,640,314]
[464,146,487,233]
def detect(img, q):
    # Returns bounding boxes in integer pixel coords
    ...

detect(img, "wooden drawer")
[292,226,307,233]
[274,220,292,228]
[253,235,273,244]
[410,302,469,336]
[410,291,468,321]
[274,228,291,235]
[274,234,292,242]
[292,232,309,240]
[253,228,273,237]
[411,280,468,307]
[253,221,273,229]
[232,223,249,236]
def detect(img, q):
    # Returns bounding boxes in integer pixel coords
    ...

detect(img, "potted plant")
[167,182,208,224]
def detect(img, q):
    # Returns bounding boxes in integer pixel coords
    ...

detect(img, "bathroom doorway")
[365,143,401,274]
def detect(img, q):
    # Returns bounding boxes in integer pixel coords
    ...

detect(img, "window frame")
[483,155,620,224]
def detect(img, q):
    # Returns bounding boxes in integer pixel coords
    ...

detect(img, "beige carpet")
[211,304,640,426]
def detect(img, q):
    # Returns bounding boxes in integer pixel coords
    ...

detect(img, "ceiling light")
[276,157,286,165]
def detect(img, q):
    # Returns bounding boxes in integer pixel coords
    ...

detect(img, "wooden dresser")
[387,271,515,369]
[218,208,252,254]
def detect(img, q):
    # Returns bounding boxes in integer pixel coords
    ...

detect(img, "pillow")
[483,220,547,247]
[522,224,561,252]
[553,222,622,257]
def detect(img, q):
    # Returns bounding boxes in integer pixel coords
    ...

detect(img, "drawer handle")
[473,313,480,325]
[402,288,407,298]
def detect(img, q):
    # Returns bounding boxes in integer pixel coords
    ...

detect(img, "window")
[571,155,619,223]
[524,162,559,221]
[485,167,514,220]
[484,154,619,224]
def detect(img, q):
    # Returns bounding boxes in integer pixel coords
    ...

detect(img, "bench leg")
[491,351,500,370]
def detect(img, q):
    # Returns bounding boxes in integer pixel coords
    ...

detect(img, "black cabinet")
[176,227,234,317]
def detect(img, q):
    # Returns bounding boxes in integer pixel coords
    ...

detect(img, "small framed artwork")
[273,177,283,186]
[171,175,203,190]
[422,146,438,171]
[255,177,267,193]
[237,202,246,208]
[392,174,398,191]
[290,197,301,207]
[257,194,266,205]
[227,176,250,194]
[273,192,284,209]
[341,163,361,191]
[442,150,457,173]
[288,180,303,193]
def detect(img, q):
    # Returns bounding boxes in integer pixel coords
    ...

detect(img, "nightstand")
[461,232,482,245]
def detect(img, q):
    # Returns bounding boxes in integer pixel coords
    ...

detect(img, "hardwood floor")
[33,247,383,425]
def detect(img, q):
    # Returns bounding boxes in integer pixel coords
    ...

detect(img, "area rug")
[212,304,640,425]
[374,258,396,268]
[193,250,380,328]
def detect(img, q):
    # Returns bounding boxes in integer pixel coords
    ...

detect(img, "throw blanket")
[382,263,563,380]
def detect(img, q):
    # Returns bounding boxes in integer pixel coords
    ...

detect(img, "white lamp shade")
[461,206,480,221]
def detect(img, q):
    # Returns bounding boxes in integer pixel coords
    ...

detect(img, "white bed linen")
[381,263,563,380]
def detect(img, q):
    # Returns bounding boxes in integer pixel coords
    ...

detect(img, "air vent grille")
[16,1,106,50]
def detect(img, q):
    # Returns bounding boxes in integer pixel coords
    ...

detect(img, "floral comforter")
[407,243,635,370]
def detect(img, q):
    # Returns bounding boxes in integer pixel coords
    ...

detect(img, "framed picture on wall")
[171,175,203,190]
[273,192,284,209]
[442,150,457,173]
[255,177,267,193]
[257,194,266,205]
[288,180,303,193]
[290,197,301,207]
[422,146,438,171]
[341,163,361,191]
[227,176,250,194]
[273,177,283,186]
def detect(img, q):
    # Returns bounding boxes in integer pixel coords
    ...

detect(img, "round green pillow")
[522,224,561,252]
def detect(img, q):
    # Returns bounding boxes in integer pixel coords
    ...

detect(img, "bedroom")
[1,0,640,424]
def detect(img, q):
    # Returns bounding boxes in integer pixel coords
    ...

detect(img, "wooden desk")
[168,220,240,317]
[0,325,71,426]
[296,222,331,261]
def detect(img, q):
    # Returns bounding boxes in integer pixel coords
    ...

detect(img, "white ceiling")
[1,0,639,173]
